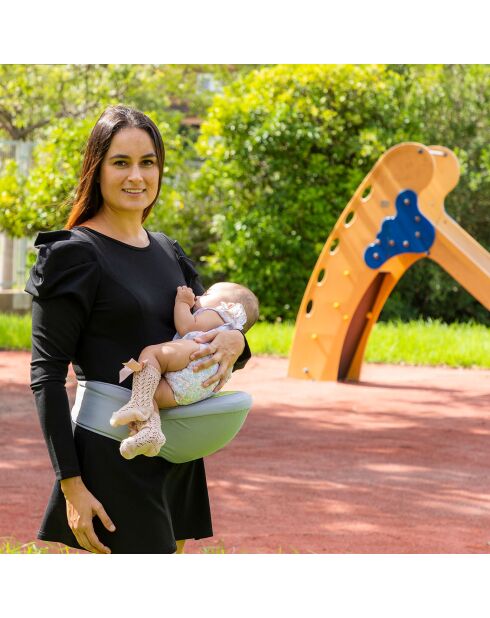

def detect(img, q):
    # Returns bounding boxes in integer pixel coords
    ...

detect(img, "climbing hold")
[364,189,435,269]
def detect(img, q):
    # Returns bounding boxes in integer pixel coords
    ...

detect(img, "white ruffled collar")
[213,301,247,330]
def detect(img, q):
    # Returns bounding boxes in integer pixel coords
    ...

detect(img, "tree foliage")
[195,65,407,318]
[1,64,489,324]
[0,65,138,141]
[195,64,490,323]
[379,64,490,323]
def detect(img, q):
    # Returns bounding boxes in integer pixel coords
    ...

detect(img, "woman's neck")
[80,209,148,246]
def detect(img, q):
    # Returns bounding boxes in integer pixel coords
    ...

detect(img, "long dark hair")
[65,105,165,229]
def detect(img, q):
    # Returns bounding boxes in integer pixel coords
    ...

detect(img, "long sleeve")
[25,230,101,480]
[171,239,251,371]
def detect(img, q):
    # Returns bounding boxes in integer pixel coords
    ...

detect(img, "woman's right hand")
[60,476,116,554]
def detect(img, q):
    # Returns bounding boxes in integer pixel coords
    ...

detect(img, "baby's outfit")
[165,301,247,405]
[110,301,247,459]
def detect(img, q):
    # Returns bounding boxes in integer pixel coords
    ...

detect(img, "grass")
[247,318,490,369]
[0,538,76,554]
[0,538,301,554]
[199,542,227,554]
[365,319,490,368]
[1,312,489,369]
[246,321,293,357]
[0,312,31,350]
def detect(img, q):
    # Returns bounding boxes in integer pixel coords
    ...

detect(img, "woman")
[25,105,250,554]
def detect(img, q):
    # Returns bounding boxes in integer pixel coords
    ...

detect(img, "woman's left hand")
[190,329,245,392]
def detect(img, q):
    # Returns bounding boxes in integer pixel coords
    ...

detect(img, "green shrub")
[380,65,490,324]
[195,64,490,324]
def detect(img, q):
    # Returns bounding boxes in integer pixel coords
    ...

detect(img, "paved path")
[1,351,489,553]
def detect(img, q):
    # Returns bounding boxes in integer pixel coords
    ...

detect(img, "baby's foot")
[110,400,153,426]
[119,412,166,459]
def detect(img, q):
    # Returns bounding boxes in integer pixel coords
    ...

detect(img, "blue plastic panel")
[364,189,435,269]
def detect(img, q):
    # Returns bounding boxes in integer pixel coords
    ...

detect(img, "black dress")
[25,226,250,554]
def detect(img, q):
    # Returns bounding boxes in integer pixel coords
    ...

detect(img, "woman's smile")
[122,188,146,195]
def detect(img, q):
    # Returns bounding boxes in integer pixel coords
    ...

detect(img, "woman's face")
[99,127,160,216]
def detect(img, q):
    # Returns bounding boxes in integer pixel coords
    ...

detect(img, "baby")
[110,281,259,459]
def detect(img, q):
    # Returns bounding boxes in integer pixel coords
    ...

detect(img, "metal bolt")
[333,302,340,309]
[373,252,380,259]
[343,270,350,276]
[343,314,349,321]
[414,216,421,222]
[415,231,421,238]
[303,367,309,374]
[311,333,318,340]
[404,198,410,205]
[403,240,409,248]
[375,239,381,245]
[388,240,395,246]
[366,312,373,319]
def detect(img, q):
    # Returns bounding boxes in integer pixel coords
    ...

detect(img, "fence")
[0,140,35,290]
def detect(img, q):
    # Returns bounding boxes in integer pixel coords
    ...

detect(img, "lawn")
[246,319,490,369]
[1,313,489,369]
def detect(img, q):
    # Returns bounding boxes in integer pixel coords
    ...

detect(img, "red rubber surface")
[1,351,489,553]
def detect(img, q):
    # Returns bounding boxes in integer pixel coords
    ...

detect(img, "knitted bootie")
[119,411,166,459]
[110,361,162,426]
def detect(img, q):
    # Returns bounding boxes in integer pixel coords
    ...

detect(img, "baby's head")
[196,282,259,333]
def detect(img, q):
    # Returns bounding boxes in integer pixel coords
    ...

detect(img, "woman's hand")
[191,329,245,392]
[60,476,116,554]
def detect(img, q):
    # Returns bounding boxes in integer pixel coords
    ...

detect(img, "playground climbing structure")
[288,142,490,382]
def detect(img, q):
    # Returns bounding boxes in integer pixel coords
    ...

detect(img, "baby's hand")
[176,285,196,307]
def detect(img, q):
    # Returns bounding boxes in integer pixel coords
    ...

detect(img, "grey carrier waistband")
[71,380,252,464]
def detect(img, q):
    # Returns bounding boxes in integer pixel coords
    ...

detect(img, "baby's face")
[195,282,233,310]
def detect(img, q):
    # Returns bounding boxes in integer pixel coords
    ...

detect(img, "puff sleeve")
[171,238,251,372]
[25,230,101,480]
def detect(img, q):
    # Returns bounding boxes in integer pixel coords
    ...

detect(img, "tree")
[379,64,490,324]
[195,65,409,319]
[0,65,138,141]
[194,64,490,323]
